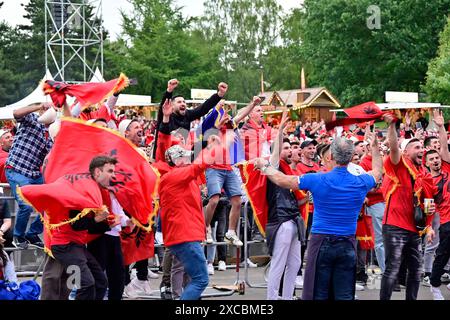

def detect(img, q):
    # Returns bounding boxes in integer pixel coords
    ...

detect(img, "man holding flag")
[20,156,119,300]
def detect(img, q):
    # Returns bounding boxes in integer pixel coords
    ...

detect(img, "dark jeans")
[380,225,422,300]
[430,222,450,287]
[40,256,71,300]
[161,247,174,287]
[313,236,356,300]
[87,234,125,300]
[299,212,313,276]
[51,243,108,300]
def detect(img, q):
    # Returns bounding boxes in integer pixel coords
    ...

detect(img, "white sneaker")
[431,286,445,300]
[218,260,226,271]
[206,226,213,244]
[246,258,257,268]
[442,272,450,283]
[225,231,243,246]
[355,283,365,291]
[295,275,304,288]
[207,263,215,275]
[446,283,450,291]
[130,278,152,296]
[123,282,138,299]
[422,276,431,287]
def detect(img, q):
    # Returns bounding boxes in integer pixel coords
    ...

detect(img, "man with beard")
[295,138,320,288]
[262,111,305,300]
[426,110,450,300]
[380,114,437,300]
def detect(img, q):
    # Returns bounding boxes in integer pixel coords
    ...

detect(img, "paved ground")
[25,263,450,300]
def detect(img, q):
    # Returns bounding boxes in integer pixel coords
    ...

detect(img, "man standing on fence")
[6,104,53,249]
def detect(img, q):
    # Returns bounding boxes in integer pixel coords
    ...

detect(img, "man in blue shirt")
[254,133,382,300]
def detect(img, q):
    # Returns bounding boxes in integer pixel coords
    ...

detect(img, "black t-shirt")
[266,172,299,223]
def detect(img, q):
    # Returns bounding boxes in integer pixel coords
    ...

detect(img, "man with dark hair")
[50,155,118,300]
[424,136,440,152]
[380,114,437,300]
[264,111,305,300]
[424,110,450,300]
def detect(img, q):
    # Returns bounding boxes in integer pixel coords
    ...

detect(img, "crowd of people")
[1,77,450,301]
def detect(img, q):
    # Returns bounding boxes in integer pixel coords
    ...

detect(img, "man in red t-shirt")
[427,110,450,299]
[380,114,437,300]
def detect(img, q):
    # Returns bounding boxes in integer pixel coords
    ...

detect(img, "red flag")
[120,226,155,266]
[44,118,160,229]
[325,102,393,130]
[18,174,106,255]
[42,73,129,109]
[356,211,374,250]
[238,162,268,236]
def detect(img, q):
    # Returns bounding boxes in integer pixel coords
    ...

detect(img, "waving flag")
[18,174,106,255]
[42,73,129,109]
[44,118,160,229]
[325,101,395,131]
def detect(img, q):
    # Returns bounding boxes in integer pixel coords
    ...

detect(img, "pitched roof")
[260,87,341,109]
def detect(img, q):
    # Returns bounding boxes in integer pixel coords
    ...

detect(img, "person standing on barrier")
[261,110,305,300]
[6,104,53,249]
[254,130,382,300]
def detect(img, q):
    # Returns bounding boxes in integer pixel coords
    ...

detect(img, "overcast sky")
[0,0,302,40]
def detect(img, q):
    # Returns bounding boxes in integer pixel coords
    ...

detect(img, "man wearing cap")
[295,138,320,287]
[380,114,437,300]
[5,103,53,249]
[0,130,13,183]
[159,130,231,300]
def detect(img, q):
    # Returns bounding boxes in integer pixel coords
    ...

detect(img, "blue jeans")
[313,236,356,300]
[169,242,208,300]
[366,202,385,273]
[205,168,242,198]
[6,168,44,239]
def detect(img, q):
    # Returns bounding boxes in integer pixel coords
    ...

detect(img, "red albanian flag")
[18,174,105,255]
[238,162,269,236]
[325,101,392,131]
[44,117,160,230]
[42,73,129,109]
[120,226,155,266]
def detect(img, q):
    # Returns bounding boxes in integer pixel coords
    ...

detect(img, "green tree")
[199,0,282,101]
[297,0,450,106]
[105,0,224,101]
[423,16,450,119]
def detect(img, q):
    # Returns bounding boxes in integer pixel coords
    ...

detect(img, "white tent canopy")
[0,70,54,120]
